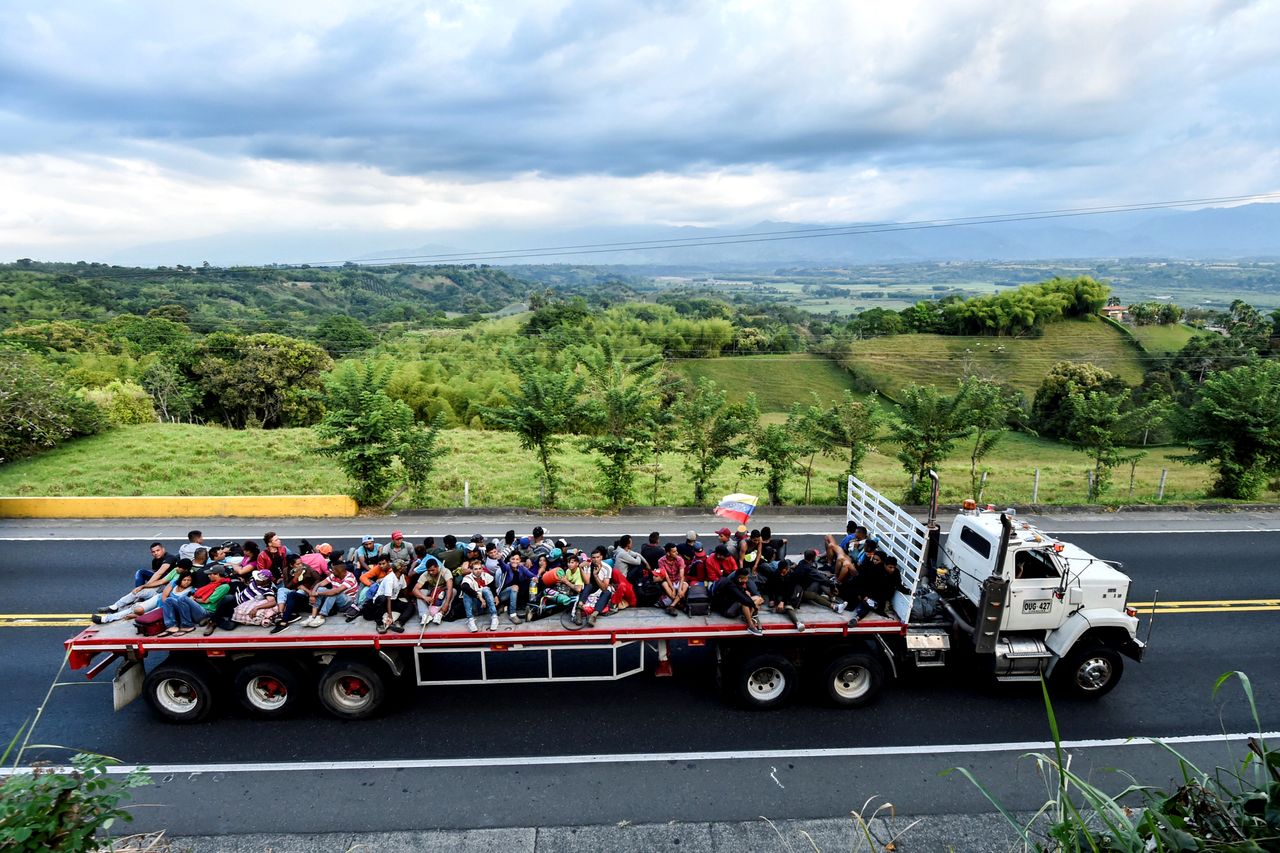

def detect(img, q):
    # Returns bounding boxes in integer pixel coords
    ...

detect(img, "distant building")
[1099,305,1129,322]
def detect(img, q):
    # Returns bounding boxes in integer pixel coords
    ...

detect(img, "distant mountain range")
[108,202,1280,269]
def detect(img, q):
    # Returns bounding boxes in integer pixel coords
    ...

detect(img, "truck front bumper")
[1119,636,1146,662]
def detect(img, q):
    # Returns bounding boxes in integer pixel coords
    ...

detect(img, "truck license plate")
[1022,599,1053,614]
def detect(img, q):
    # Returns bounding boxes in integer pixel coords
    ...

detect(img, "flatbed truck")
[64,473,1144,722]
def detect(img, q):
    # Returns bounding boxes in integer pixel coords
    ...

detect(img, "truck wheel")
[317,659,386,720]
[235,661,306,719]
[1054,646,1123,699]
[144,661,216,723]
[822,653,884,707]
[736,653,797,709]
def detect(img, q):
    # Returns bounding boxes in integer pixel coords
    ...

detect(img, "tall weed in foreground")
[946,672,1278,851]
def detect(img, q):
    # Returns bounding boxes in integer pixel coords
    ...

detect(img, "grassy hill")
[1129,323,1203,354]
[674,354,860,411]
[839,317,1147,398]
[0,422,1238,508]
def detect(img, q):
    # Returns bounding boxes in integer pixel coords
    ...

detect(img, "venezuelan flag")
[714,493,758,526]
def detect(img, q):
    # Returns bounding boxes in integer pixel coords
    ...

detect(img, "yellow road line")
[1130,600,1280,607]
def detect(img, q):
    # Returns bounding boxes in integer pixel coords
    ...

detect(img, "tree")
[1157,303,1184,325]
[888,383,974,503]
[959,376,1021,500]
[1031,361,1127,439]
[809,390,882,486]
[1174,361,1280,499]
[481,355,583,507]
[751,420,802,505]
[0,351,104,463]
[578,344,666,510]
[313,362,445,507]
[1061,388,1149,497]
[315,314,376,356]
[140,360,196,422]
[190,332,333,428]
[675,377,758,505]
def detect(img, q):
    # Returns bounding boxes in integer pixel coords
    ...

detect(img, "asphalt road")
[1,517,1277,835]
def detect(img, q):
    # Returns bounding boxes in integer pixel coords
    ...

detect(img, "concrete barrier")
[0,495,358,518]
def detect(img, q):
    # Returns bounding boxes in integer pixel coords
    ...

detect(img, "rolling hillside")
[674,353,860,411]
[838,317,1146,398]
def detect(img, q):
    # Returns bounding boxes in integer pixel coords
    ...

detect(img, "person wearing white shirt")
[373,562,414,634]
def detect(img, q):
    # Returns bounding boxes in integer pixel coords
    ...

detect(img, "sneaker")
[572,609,584,626]
[203,621,218,636]
[746,620,764,637]
[432,612,443,625]
[345,612,361,623]
[389,623,405,633]
[91,614,105,624]
[270,620,289,634]
[95,606,115,614]
[376,621,388,634]
[311,616,326,628]
[420,615,430,627]
[833,600,847,614]
[588,613,599,627]
[488,615,499,631]
[467,617,477,633]
[286,615,302,625]
[664,606,678,617]
[509,613,521,624]
[794,621,806,633]
[524,607,534,622]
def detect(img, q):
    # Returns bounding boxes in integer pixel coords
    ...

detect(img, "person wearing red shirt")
[654,543,689,616]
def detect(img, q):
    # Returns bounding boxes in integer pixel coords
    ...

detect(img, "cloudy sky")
[2,0,1279,264]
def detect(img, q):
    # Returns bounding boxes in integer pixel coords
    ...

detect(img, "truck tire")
[821,653,884,708]
[234,660,306,719]
[317,658,386,720]
[735,653,798,710]
[144,661,216,723]
[1053,645,1123,699]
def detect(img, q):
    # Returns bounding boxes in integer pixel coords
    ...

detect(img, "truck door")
[1004,548,1066,631]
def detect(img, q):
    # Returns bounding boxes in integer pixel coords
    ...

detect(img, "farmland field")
[1129,323,1204,354]
[839,317,1147,397]
[673,353,860,411]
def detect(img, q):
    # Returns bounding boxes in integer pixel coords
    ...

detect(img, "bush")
[0,749,151,852]
[79,381,157,426]
[0,351,105,463]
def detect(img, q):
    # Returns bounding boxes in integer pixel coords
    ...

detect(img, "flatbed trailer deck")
[67,605,912,721]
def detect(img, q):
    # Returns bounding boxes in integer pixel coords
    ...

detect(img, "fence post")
[1086,470,1095,502]
[1157,469,1167,501]
[1032,468,1040,504]
[464,480,470,509]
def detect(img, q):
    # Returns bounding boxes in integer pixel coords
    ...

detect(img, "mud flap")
[113,659,144,711]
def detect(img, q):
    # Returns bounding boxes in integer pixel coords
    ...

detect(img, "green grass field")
[674,354,860,411]
[0,422,1261,510]
[1129,323,1203,354]
[840,318,1147,397]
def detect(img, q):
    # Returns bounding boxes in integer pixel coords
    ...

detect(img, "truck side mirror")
[1068,586,1083,606]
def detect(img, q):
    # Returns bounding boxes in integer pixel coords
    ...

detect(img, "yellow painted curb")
[0,496,358,518]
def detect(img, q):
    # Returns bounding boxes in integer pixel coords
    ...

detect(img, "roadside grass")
[1128,322,1203,354]
[840,318,1147,398]
[0,422,1263,511]
[673,353,863,411]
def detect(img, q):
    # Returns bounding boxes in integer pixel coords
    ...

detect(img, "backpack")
[135,608,166,636]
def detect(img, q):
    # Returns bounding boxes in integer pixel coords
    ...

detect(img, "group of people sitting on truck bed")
[92,521,902,639]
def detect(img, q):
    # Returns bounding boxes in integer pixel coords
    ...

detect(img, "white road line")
[2,730,1274,777]
[1,529,1278,542]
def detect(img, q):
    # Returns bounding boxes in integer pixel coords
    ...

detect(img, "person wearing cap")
[655,543,689,616]
[381,531,413,570]
[684,541,709,583]
[677,530,699,562]
[299,543,332,575]
[352,535,381,574]
[230,569,279,628]
[711,568,764,636]
[715,527,733,547]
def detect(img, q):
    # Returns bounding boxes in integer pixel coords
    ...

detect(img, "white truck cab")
[848,475,1145,698]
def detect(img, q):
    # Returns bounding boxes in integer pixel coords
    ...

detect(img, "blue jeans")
[133,569,151,588]
[317,591,351,616]
[462,587,496,618]
[579,585,613,614]
[163,596,206,628]
[498,585,519,613]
